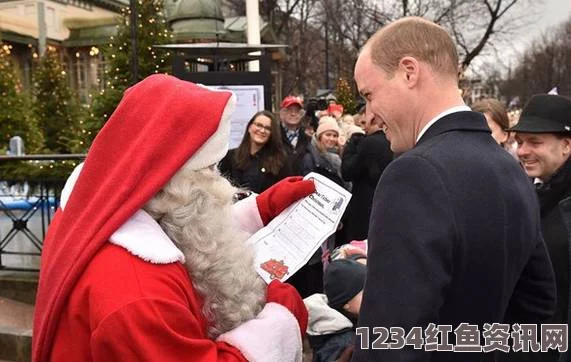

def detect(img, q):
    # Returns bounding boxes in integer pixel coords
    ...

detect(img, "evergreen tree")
[0,43,44,154]
[85,0,172,145]
[334,78,358,115]
[32,48,86,153]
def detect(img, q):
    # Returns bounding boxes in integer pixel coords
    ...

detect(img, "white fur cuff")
[232,195,264,235]
[217,302,303,362]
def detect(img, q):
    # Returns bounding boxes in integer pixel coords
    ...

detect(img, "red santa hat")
[32,74,235,362]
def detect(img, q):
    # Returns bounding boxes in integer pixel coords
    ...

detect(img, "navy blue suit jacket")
[353,111,556,362]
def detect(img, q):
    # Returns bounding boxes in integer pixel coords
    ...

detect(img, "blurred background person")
[304,258,367,362]
[327,103,344,121]
[302,116,345,187]
[219,111,291,193]
[341,111,393,241]
[472,98,518,159]
[279,95,310,175]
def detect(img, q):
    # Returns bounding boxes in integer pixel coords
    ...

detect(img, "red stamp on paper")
[260,259,289,280]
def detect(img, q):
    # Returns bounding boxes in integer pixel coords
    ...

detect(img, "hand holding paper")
[256,176,316,225]
[252,173,352,284]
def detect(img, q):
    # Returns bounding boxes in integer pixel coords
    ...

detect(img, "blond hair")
[143,167,266,338]
[367,17,459,78]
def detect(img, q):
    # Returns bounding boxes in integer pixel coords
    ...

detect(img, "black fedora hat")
[509,94,571,134]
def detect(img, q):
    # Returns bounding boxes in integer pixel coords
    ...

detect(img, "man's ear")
[399,56,419,88]
[562,137,571,155]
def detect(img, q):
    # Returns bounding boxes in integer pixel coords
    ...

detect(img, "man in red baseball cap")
[33,75,315,362]
[279,95,310,176]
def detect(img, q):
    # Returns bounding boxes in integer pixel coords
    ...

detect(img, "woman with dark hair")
[219,110,292,193]
[472,98,518,158]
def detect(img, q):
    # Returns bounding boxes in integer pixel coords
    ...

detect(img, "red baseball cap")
[281,95,303,109]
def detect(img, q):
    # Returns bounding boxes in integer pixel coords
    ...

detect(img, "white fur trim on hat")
[184,89,237,171]
[59,163,185,264]
[217,302,303,362]
[59,162,266,265]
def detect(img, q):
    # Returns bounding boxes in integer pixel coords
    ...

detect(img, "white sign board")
[210,85,265,149]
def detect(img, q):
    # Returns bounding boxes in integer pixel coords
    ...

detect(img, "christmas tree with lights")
[0,43,44,154]
[86,0,172,144]
[335,78,358,115]
[32,48,86,154]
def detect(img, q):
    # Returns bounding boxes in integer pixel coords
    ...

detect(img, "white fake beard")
[143,167,266,338]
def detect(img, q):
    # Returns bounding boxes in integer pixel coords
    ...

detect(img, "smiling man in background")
[511,94,571,362]
[352,17,556,361]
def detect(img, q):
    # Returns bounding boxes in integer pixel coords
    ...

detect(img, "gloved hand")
[256,176,315,225]
[266,280,308,337]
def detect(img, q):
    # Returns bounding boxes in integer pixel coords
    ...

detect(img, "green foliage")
[334,78,358,115]
[32,49,87,153]
[84,86,125,146]
[86,0,172,138]
[0,43,44,154]
[0,159,81,183]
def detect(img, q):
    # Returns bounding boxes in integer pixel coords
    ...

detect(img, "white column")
[246,0,261,71]
[37,1,47,57]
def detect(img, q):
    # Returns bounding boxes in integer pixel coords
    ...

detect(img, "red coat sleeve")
[91,298,247,362]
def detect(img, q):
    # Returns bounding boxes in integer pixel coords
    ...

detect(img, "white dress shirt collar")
[416,105,471,143]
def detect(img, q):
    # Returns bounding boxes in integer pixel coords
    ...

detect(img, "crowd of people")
[31,16,570,362]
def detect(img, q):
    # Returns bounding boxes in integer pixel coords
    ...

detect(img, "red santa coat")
[50,243,247,361]
[48,167,301,361]
[33,75,303,362]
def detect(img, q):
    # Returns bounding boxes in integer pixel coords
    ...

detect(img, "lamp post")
[246,0,261,71]
[130,0,139,83]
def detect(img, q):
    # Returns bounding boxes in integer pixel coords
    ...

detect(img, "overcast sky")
[511,0,571,53]
[470,0,571,75]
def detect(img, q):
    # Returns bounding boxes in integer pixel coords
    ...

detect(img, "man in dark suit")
[352,17,556,361]
[279,95,311,175]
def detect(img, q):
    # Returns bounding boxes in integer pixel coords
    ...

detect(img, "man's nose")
[516,142,528,158]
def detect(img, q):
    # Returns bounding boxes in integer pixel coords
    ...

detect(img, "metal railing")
[0,154,85,271]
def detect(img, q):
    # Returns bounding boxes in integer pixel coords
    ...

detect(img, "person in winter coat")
[32,75,315,362]
[511,94,571,362]
[305,257,367,362]
[353,17,556,362]
[219,110,292,193]
[280,95,311,175]
[341,110,393,241]
[302,117,345,188]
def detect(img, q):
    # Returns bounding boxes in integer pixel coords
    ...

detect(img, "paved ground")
[0,298,33,332]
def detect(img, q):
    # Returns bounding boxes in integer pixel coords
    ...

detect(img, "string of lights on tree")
[335,78,358,115]
[0,43,82,181]
[33,46,86,154]
[85,0,172,144]
[0,43,44,154]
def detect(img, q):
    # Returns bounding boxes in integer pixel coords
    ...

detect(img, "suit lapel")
[416,111,490,146]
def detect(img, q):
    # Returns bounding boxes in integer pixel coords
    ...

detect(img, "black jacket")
[353,111,557,362]
[281,125,311,175]
[341,130,393,240]
[218,148,292,194]
[301,143,345,188]
[535,157,571,362]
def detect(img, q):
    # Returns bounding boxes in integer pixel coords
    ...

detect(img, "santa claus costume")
[33,74,314,362]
